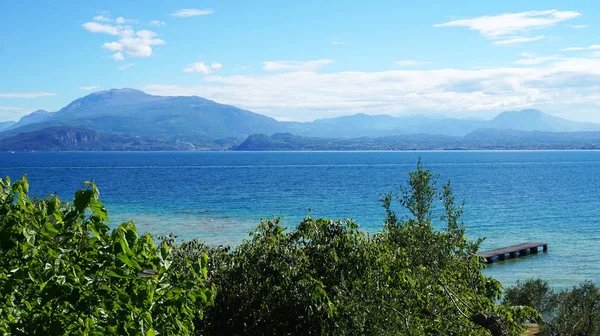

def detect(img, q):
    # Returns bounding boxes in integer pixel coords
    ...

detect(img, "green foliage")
[198,159,536,335]
[504,279,600,336]
[0,160,542,335]
[0,176,214,335]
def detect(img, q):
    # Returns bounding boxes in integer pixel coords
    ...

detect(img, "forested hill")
[233,131,600,151]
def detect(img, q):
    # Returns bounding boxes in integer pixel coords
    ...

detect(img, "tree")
[198,159,535,335]
[504,279,600,336]
[0,176,215,335]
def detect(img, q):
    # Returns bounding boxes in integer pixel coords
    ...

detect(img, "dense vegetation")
[3,160,595,335]
[0,177,215,335]
[233,131,600,151]
[503,279,600,336]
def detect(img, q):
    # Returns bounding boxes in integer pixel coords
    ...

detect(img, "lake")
[1,150,599,288]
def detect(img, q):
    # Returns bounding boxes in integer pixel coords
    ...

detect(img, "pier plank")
[480,242,548,263]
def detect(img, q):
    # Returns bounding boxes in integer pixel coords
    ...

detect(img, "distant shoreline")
[4,148,600,153]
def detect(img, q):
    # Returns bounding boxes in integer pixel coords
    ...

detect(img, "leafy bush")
[0,176,215,335]
[0,161,538,335]
[198,160,535,335]
[504,279,600,336]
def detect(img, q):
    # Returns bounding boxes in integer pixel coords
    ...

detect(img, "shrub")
[0,176,215,335]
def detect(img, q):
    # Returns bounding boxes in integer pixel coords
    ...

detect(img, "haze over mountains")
[1,88,600,151]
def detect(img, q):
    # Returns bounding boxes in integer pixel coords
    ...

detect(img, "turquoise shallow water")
[1,151,599,288]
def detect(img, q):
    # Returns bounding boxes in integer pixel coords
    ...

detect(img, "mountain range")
[1,88,600,151]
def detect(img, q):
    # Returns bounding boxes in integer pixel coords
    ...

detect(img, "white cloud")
[82,22,120,35]
[0,92,56,98]
[101,30,165,58]
[434,10,581,38]
[83,17,165,61]
[515,55,560,65]
[235,66,250,71]
[493,36,546,45]
[93,15,112,22]
[150,20,166,27]
[263,59,334,72]
[561,44,600,51]
[0,106,26,111]
[396,60,431,66]
[144,56,600,122]
[567,24,588,29]
[171,9,214,17]
[184,61,222,74]
[78,86,101,91]
[118,63,135,70]
[110,52,125,61]
[184,62,211,74]
[332,37,349,45]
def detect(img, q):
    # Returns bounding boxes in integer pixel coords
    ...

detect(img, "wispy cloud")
[144,56,600,121]
[561,44,600,51]
[0,106,26,111]
[434,10,581,38]
[93,15,112,22]
[82,17,165,61]
[332,37,349,45]
[515,53,560,65]
[567,24,588,29]
[263,60,334,72]
[78,86,101,91]
[171,9,214,17]
[82,22,120,35]
[235,66,251,71]
[396,60,431,67]
[150,20,166,27]
[110,52,125,61]
[183,62,222,74]
[118,63,135,70]
[493,36,546,45]
[0,92,56,98]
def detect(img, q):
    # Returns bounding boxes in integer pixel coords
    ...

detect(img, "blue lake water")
[1,151,599,288]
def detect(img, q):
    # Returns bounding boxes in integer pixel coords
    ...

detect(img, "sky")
[1,0,600,122]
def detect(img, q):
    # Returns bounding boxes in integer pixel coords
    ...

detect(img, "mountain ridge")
[2,88,600,148]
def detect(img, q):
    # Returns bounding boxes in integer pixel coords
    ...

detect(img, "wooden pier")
[480,242,548,264]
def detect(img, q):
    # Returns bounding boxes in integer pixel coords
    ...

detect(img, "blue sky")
[1,0,599,122]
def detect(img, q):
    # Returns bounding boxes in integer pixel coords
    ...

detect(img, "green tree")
[504,279,600,336]
[199,159,535,335]
[0,176,215,335]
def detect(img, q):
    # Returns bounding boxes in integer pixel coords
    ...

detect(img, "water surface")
[2,150,599,288]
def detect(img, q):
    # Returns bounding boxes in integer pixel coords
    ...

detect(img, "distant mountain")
[0,121,15,131]
[285,113,447,138]
[488,109,600,132]
[298,109,600,137]
[2,88,600,149]
[411,118,486,136]
[0,126,232,151]
[313,113,445,130]
[7,109,53,130]
[3,89,284,139]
